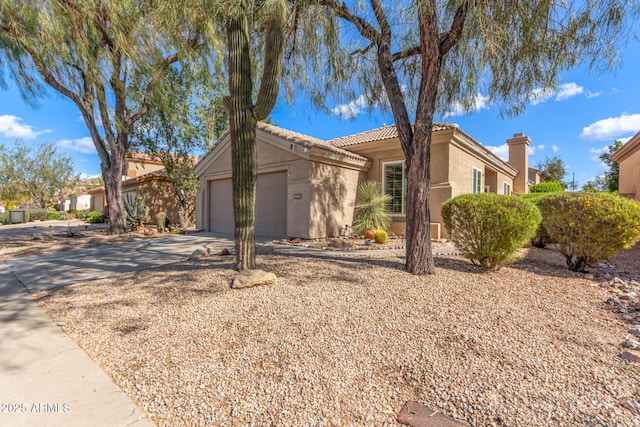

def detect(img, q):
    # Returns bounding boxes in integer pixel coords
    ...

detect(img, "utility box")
[9,210,26,224]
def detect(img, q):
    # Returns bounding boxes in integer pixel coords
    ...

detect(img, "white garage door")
[208,172,287,237]
[208,179,234,234]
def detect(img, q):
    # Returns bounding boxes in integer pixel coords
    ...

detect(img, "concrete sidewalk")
[0,262,153,427]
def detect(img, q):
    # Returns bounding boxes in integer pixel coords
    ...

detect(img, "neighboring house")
[611,131,640,201]
[528,167,542,187]
[59,193,92,211]
[88,152,188,225]
[194,122,533,239]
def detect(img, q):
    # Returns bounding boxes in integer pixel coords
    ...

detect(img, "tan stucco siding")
[136,179,183,225]
[448,143,486,196]
[618,149,640,201]
[126,159,164,178]
[308,162,360,239]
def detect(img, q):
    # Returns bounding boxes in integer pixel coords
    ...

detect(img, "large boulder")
[230,269,277,289]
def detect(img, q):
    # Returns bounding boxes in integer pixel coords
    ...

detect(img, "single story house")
[194,122,534,240]
[89,152,188,225]
[611,131,640,201]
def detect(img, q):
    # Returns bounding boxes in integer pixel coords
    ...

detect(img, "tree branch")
[392,45,421,61]
[439,0,470,55]
[319,0,380,43]
[350,42,375,56]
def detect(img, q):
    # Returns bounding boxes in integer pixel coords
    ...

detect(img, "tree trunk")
[102,140,127,235]
[228,15,257,271]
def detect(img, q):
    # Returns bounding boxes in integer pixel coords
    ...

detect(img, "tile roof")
[256,122,369,162]
[327,123,457,148]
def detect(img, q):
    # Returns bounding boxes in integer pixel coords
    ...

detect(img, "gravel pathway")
[35,247,640,426]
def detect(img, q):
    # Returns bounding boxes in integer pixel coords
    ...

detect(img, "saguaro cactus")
[226,0,286,271]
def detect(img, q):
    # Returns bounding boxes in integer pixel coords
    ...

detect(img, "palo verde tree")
[223,0,287,271]
[131,67,227,229]
[0,0,203,234]
[288,0,638,274]
[0,141,79,208]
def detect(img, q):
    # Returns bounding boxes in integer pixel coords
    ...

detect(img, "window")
[383,162,405,214]
[503,182,511,195]
[472,168,482,194]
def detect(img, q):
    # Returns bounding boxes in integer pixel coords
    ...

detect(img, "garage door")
[208,172,287,237]
[208,179,234,234]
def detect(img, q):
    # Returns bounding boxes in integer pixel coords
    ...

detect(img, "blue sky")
[1,37,639,188]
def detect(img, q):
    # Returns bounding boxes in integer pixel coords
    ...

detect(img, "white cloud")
[57,137,97,154]
[529,87,555,105]
[486,143,509,161]
[580,113,640,141]
[555,83,584,101]
[552,145,559,152]
[536,144,545,151]
[618,136,632,144]
[585,90,601,99]
[0,114,52,139]
[444,93,491,118]
[589,146,607,160]
[79,172,102,180]
[331,95,371,119]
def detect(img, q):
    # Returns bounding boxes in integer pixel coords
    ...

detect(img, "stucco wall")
[137,179,184,225]
[619,149,640,201]
[126,159,164,178]
[308,162,360,239]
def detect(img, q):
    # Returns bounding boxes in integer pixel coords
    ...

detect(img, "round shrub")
[520,193,554,248]
[537,192,640,272]
[374,229,388,244]
[442,193,541,271]
[86,211,106,224]
[530,181,564,193]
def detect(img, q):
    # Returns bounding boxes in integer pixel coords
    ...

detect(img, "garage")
[207,171,287,237]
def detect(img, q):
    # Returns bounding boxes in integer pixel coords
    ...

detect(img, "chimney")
[507,133,531,194]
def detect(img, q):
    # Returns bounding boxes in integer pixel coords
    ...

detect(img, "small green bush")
[530,181,564,193]
[538,192,640,272]
[86,211,106,223]
[26,208,49,221]
[0,212,9,225]
[352,181,391,236]
[157,212,169,232]
[75,210,88,220]
[45,211,68,221]
[520,193,554,248]
[442,193,541,271]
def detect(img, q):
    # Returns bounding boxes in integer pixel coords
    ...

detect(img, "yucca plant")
[352,181,391,236]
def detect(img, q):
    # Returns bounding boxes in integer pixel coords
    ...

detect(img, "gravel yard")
[35,246,640,426]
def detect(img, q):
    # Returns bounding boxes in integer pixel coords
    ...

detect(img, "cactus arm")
[253,0,287,121]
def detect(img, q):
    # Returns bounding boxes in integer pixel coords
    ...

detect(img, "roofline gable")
[611,131,640,163]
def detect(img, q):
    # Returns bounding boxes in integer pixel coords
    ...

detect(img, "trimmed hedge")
[442,193,541,271]
[538,192,640,271]
[520,193,554,247]
[530,182,564,193]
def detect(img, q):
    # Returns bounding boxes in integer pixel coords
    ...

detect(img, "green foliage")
[26,208,49,222]
[45,211,68,221]
[536,157,568,189]
[352,181,392,236]
[157,212,169,233]
[374,229,388,244]
[442,193,541,271]
[600,140,623,193]
[537,192,640,272]
[0,212,9,225]
[520,193,554,248]
[123,195,149,231]
[530,182,564,193]
[86,211,106,224]
[0,141,79,208]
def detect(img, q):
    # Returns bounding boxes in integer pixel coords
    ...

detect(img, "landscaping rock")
[189,249,207,260]
[620,350,640,363]
[230,269,277,289]
[144,228,157,236]
[397,401,470,427]
[618,398,640,415]
[621,339,640,350]
[629,326,640,338]
[220,248,230,256]
[32,233,43,240]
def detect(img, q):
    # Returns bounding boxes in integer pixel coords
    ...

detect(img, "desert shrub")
[86,211,106,223]
[0,212,9,225]
[352,181,391,236]
[520,193,555,248]
[374,229,388,244]
[123,194,149,231]
[75,210,88,220]
[157,212,169,232]
[530,181,564,193]
[45,211,68,221]
[442,193,541,271]
[26,208,49,221]
[537,192,640,272]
